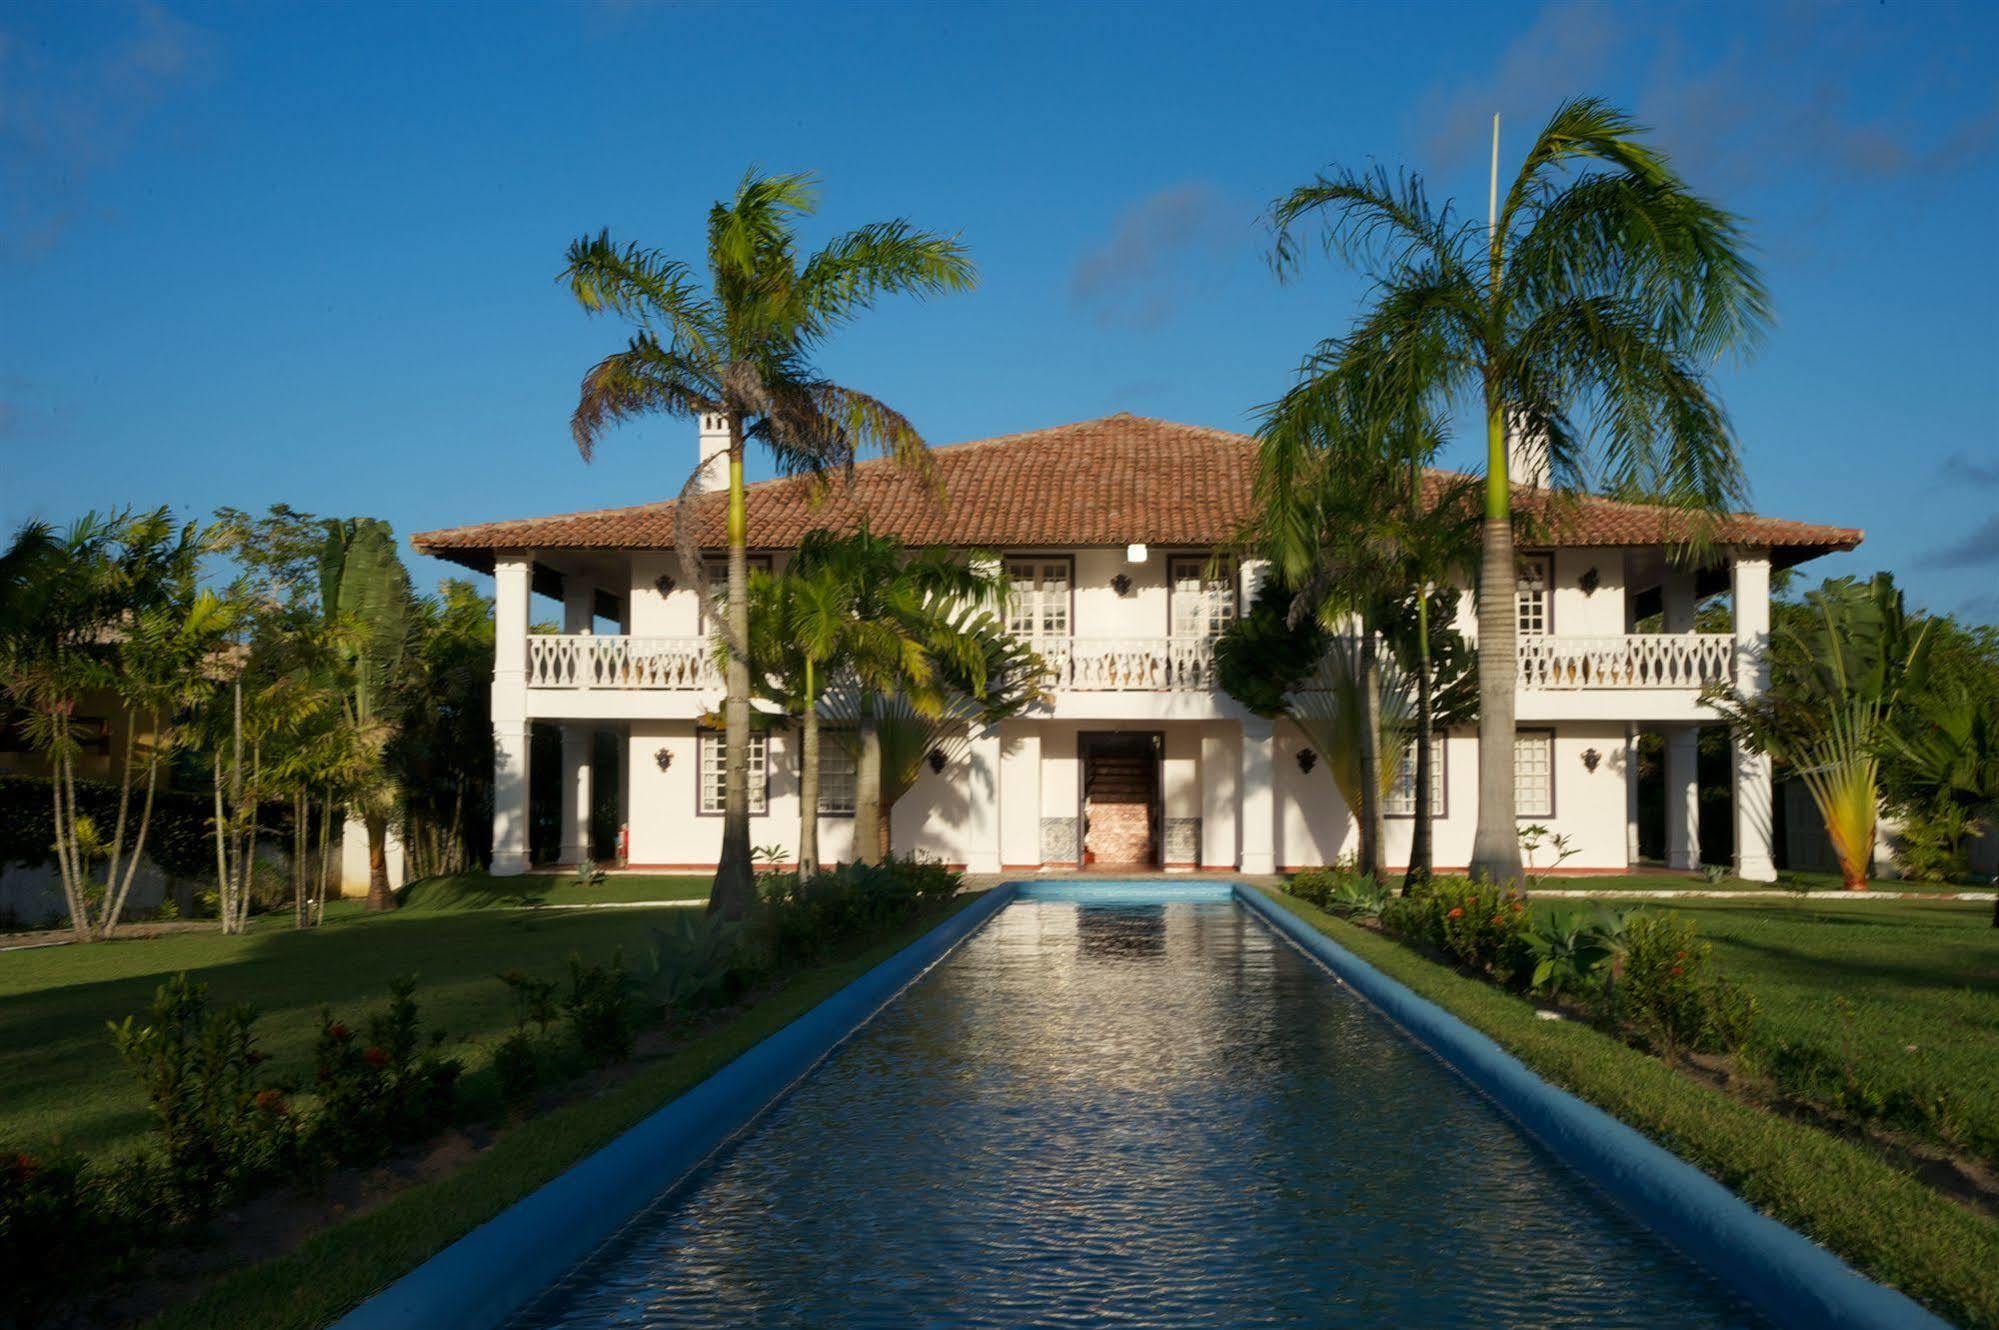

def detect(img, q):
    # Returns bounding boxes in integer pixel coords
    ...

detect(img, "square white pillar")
[1624,723,1642,866]
[492,721,532,876]
[1240,716,1276,875]
[560,725,593,865]
[562,576,595,635]
[965,726,1002,874]
[491,556,533,876]
[1665,726,1701,872]
[999,727,1041,868]
[1731,550,1777,881]
[1200,726,1239,869]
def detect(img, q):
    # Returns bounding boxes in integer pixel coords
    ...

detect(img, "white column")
[1661,566,1698,633]
[492,556,533,876]
[965,726,1002,874]
[562,575,595,634]
[560,725,592,865]
[1240,716,1276,875]
[1200,726,1239,869]
[1731,550,1777,881]
[1665,726,1701,872]
[1624,722,1642,867]
[1000,727,1041,868]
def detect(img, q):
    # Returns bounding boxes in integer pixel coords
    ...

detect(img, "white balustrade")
[1517,633,1735,691]
[1033,637,1217,691]
[526,635,718,690]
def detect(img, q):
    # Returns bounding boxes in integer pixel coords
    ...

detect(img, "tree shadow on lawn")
[0,907,689,1158]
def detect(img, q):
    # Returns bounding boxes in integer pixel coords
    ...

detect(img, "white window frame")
[698,728,768,816]
[1005,556,1072,638]
[816,732,857,816]
[1384,732,1447,818]
[700,555,773,631]
[1514,729,1555,819]
[1516,554,1552,637]
[1169,555,1237,639]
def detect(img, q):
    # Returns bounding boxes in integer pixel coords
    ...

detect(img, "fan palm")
[562,171,974,916]
[1270,98,1768,880]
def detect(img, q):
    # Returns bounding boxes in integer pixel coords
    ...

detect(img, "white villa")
[411,413,1860,881]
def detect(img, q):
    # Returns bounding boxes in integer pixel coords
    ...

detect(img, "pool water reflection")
[510,895,1769,1328]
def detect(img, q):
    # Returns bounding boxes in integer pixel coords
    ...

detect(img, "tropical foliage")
[1268,97,1769,880]
[561,170,974,917]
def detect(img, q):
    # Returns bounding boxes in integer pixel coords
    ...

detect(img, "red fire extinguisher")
[617,823,630,867]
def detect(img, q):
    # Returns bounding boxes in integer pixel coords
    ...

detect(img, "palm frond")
[571,336,723,461]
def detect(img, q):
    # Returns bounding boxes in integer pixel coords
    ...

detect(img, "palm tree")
[562,172,974,917]
[1270,98,1768,881]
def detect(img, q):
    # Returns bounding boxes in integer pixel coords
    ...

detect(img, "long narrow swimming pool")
[511,885,1770,1328]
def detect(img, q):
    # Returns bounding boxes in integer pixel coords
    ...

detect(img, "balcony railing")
[523,631,1734,694]
[527,635,718,690]
[1517,633,1735,690]
[1035,637,1217,692]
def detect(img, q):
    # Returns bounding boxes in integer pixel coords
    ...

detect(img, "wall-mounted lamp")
[1579,566,1600,597]
[1109,573,1134,598]
[1125,543,1148,564]
[654,747,674,771]
[926,748,948,774]
[1296,747,1318,773]
[1580,747,1602,773]
[655,574,676,597]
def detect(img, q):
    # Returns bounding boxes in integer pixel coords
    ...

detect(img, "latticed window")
[1516,555,1551,636]
[817,733,857,815]
[698,729,767,815]
[1514,730,1554,818]
[1384,733,1447,817]
[1005,559,1070,637]
[701,556,773,630]
[1170,557,1236,638]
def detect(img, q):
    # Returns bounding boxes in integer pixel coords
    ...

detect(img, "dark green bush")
[1379,877,1531,981]
[1617,913,1758,1057]
[108,973,295,1222]
[564,950,639,1064]
[304,976,460,1166]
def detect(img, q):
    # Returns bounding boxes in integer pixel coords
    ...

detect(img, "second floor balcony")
[523,630,1737,696]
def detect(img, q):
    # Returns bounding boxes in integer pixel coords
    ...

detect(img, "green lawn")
[1533,870,1980,895]
[1661,897,1999,1168]
[395,869,711,911]
[0,895,708,1160]
[1257,887,1999,1330]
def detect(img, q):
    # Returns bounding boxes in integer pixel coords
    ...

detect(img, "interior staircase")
[1084,751,1158,866]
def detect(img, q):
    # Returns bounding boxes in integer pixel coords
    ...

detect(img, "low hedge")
[1253,886,1999,1330]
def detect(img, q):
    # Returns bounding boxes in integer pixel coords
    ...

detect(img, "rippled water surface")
[513,896,1768,1328]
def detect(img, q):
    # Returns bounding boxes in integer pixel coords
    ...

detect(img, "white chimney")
[1506,414,1550,490]
[696,413,730,493]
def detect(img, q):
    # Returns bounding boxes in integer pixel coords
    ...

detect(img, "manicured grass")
[395,869,711,911]
[1663,898,1999,1170]
[1536,870,1978,895]
[1254,887,1999,1330]
[140,895,982,1330]
[0,899,710,1160]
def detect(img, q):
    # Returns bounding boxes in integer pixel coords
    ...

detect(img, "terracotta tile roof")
[414,413,1861,572]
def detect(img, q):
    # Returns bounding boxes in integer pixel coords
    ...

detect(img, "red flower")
[1510,901,1525,912]
[254,1088,289,1116]
[1670,966,1685,977]
[327,1022,351,1043]
[1490,915,1505,926]
[1447,907,1465,920]
[362,1046,389,1068]
[9,1153,38,1182]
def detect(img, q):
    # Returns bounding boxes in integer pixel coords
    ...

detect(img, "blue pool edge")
[1236,884,1947,1330]
[329,883,1021,1330]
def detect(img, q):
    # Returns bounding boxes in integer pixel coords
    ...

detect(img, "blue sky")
[3,0,1995,619]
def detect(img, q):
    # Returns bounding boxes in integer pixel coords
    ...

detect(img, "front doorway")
[1079,731,1162,869]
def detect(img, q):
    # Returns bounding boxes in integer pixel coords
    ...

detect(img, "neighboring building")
[414,413,1861,879]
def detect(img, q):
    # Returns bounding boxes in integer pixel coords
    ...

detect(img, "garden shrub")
[108,973,295,1221]
[0,1146,139,1322]
[565,950,640,1065]
[1379,877,1531,980]
[1286,868,1341,908]
[1617,913,1758,1057]
[305,975,461,1165]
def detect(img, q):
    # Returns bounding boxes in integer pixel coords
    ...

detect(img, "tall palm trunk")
[855,714,882,865]
[712,417,756,917]
[1357,626,1385,880]
[797,660,820,876]
[364,810,395,912]
[1469,395,1523,881]
[1406,589,1436,895]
